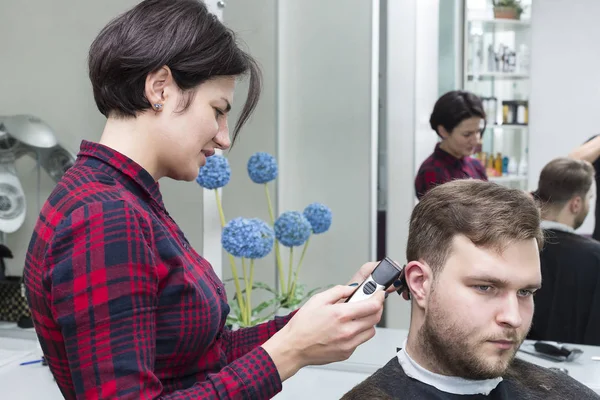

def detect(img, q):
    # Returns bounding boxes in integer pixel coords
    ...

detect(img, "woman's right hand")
[261,285,385,381]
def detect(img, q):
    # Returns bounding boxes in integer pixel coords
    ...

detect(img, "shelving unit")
[463,0,532,189]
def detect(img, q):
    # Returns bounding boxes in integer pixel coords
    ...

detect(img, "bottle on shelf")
[518,149,528,176]
[507,157,518,176]
[495,152,503,176]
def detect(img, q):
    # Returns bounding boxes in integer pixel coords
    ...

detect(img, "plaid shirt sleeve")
[45,200,285,399]
[222,311,298,363]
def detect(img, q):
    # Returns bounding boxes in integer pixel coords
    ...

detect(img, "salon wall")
[0,0,206,275]
[221,0,279,298]
[529,0,600,235]
[276,0,377,296]
[383,0,440,330]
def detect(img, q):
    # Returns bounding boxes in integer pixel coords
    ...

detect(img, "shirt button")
[217,287,222,294]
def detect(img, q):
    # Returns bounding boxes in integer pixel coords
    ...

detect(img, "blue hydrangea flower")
[222,217,274,259]
[196,155,231,189]
[303,203,332,234]
[274,211,312,247]
[247,152,278,184]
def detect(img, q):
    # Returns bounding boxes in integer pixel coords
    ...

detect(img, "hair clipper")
[346,257,404,302]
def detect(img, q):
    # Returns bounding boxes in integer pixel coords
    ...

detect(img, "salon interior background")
[0,0,597,329]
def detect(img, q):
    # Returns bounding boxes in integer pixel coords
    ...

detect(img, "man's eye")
[474,285,492,292]
[518,289,535,297]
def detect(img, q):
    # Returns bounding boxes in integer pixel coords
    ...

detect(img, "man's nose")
[496,293,523,329]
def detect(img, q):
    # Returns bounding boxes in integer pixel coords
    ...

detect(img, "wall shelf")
[468,72,530,80]
[468,18,531,33]
[489,175,528,183]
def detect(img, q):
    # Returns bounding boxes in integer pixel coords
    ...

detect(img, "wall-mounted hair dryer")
[0,115,75,233]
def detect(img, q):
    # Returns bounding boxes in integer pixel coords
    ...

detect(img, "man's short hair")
[407,179,543,274]
[536,157,595,207]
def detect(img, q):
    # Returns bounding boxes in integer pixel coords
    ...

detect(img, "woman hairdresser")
[414,90,488,199]
[23,1,388,399]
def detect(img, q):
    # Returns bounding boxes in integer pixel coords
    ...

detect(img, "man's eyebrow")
[466,274,541,290]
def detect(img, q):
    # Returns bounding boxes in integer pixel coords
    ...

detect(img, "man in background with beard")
[343,179,599,399]
[527,157,600,345]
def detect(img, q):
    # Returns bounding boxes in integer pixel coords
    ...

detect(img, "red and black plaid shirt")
[414,143,487,200]
[24,141,292,399]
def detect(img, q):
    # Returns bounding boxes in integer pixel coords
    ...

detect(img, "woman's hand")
[262,284,384,381]
[348,260,410,299]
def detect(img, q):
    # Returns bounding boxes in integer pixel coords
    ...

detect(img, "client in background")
[528,157,600,345]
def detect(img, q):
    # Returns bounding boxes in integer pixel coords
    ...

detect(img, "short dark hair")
[429,90,486,137]
[88,0,261,144]
[536,157,595,207]
[407,180,543,274]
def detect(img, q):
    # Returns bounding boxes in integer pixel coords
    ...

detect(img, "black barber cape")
[528,228,600,345]
[342,351,599,399]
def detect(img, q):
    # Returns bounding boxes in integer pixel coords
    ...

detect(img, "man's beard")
[417,293,526,380]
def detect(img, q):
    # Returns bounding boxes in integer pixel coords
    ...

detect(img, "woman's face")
[439,117,482,159]
[150,73,235,181]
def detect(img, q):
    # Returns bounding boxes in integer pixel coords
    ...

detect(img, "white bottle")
[508,157,518,175]
[518,152,528,176]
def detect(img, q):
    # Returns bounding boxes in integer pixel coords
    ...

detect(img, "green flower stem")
[215,189,247,323]
[286,247,294,297]
[264,183,286,293]
[248,259,255,323]
[241,257,250,325]
[290,235,311,299]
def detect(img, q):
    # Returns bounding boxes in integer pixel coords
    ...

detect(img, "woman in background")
[23,1,386,399]
[415,90,487,200]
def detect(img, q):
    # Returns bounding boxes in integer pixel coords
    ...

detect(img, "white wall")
[529,0,600,235]
[221,0,279,299]
[0,1,213,276]
[384,0,440,329]
[277,0,378,292]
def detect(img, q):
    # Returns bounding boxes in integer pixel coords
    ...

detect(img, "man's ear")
[404,260,434,309]
[569,195,583,214]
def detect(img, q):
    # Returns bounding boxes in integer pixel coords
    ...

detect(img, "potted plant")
[197,153,333,328]
[492,0,524,20]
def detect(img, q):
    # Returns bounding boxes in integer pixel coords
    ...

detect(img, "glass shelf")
[468,72,530,80]
[467,18,531,33]
[463,0,532,189]
[489,175,528,183]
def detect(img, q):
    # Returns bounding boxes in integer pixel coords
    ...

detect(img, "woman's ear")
[145,65,173,111]
[438,125,450,139]
[404,260,434,309]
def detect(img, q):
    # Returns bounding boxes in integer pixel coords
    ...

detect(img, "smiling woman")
[414,90,488,200]
[22,1,389,399]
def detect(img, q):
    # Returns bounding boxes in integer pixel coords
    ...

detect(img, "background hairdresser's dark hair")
[429,90,486,137]
[88,0,261,144]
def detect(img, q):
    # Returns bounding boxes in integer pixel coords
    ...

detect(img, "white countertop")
[275,328,600,399]
[1,323,599,399]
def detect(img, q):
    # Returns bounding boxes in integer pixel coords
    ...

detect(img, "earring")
[153,103,163,111]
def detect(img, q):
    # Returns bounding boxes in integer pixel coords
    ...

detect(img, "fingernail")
[393,280,402,287]
[349,283,359,287]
